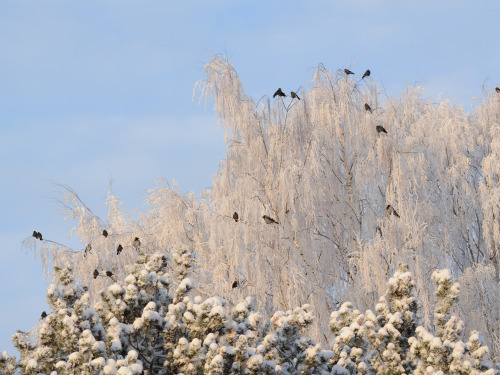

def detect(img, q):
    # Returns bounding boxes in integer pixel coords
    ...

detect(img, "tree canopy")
[1,251,496,374]
[23,55,500,361]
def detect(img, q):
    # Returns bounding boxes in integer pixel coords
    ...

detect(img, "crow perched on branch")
[291,91,301,100]
[263,215,279,224]
[344,69,354,75]
[273,88,286,98]
[117,244,123,255]
[362,69,371,79]
[41,311,47,319]
[106,270,113,278]
[364,103,373,113]
[386,205,400,218]
[102,229,108,238]
[133,237,141,252]
[84,244,91,257]
[376,125,387,134]
[233,212,239,222]
[93,269,99,279]
[32,231,43,240]
[232,280,239,288]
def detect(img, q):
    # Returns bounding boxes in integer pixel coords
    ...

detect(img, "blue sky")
[1,1,499,354]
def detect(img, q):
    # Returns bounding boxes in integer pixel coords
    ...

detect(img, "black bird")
[344,69,355,75]
[362,69,371,79]
[117,244,123,255]
[364,103,373,113]
[263,215,279,225]
[133,237,141,251]
[96,330,102,341]
[496,87,500,93]
[232,280,239,288]
[38,232,43,241]
[84,244,91,257]
[386,205,400,218]
[291,91,301,100]
[376,125,387,134]
[93,269,99,279]
[41,311,47,319]
[32,231,38,239]
[273,88,287,98]
[233,212,239,222]
[106,270,113,278]
[102,230,108,238]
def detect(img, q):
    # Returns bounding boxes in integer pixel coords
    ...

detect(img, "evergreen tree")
[1,250,496,374]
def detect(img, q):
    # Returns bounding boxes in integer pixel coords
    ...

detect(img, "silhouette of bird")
[364,103,373,113]
[263,215,279,225]
[232,280,239,288]
[106,270,113,278]
[41,311,47,319]
[38,232,43,241]
[273,88,286,98]
[133,237,141,251]
[344,69,354,75]
[386,205,400,218]
[233,212,239,222]
[93,269,99,279]
[102,230,108,238]
[32,231,38,239]
[84,244,91,257]
[376,125,387,134]
[96,330,102,341]
[117,244,123,255]
[291,91,301,100]
[362,69,371,79]
[496,87,500,93]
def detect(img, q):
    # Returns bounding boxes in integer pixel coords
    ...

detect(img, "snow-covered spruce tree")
[27,55,500,358]
[329,263,419,374]
[409,269,495,375]
[2,250,496,374]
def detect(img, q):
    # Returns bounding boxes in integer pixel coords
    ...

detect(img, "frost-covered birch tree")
[27,55,500,360]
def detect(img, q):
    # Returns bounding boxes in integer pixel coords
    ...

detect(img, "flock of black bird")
[230,212,280,226]
[39,68,492,308]
[228,68,402,288]
[32,229,142,292]
[273,69,389,134]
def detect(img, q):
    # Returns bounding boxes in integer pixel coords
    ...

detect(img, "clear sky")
[1,0,499,354]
